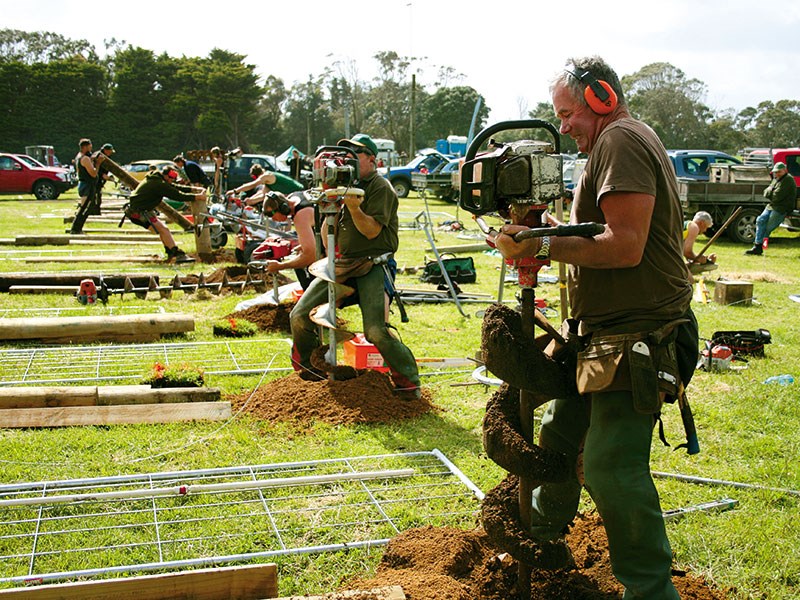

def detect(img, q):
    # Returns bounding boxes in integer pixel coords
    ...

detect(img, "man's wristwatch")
[535,235,551,260]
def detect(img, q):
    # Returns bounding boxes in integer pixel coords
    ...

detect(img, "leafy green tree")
[705,111,749,155]
[193,49,261,150]
[283,77,336,152]
[0,58,106,160]
[621,62,711,149]
[527,101,576,154]
[740,100,800,149]
[0,29,97,64]
[417,86,488,147]
[324,57,368,138]
[363,51,417,152]
[107,47,174,158]
[248,75,289,153]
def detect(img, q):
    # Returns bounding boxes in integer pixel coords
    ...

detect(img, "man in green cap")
[746,161,797,255]
[289,133,421,398]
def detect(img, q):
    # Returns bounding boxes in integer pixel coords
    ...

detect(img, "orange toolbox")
[342,334,389,372]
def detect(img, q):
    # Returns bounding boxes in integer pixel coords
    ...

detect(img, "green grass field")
[0,188,798,598]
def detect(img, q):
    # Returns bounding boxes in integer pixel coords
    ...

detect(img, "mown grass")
[0,188,798,598]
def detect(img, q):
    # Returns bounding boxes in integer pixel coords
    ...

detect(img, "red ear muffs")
[568,67,618,115]
[583,79,617,115]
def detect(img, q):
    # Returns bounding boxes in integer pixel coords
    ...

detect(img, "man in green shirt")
[746,161,797,255]
[289,134,420,398]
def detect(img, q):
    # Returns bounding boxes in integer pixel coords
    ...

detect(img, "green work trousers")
[289,264,420,389]
[529,390,679,600]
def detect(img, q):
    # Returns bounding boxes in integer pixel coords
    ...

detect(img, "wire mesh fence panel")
[0,339,293,386]
[0,450,482,585]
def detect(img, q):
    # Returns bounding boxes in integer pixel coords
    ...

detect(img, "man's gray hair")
[694,211,713,226]
[550,56,626,109]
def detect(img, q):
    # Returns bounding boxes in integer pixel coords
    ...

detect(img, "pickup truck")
[667,150,741,181]
[378,149,450,198]
[0,153,76,199]
[678,148,800,243]
[410,158,460,202]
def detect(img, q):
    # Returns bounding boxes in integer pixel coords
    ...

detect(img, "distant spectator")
[683,211,717,274]
[173,154,212,188]
[286,149,306,181]
[745,162,797,255]
[210,146,224,197]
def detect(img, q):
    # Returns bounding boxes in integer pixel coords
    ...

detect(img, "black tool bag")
[711,329,771,357]
[419,254,476,285]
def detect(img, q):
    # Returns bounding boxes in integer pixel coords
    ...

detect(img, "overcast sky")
[5,0,800,129]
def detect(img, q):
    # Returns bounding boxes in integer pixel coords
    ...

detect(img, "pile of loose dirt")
[225,302,294,333]
[352,512,729,599]
[232,370,435,425]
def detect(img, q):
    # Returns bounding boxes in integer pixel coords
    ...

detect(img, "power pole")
[409,73,416,158]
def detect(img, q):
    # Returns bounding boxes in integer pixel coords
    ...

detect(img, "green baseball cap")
[338,133,378,157]
[771,161,787,172]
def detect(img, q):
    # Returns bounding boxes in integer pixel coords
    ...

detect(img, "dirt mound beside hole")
[225,303,294,333]
[232,370,436,425]
[352,512,730,599]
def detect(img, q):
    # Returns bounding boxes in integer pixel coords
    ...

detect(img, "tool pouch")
[576,336,625,394]
[628,340,661,414]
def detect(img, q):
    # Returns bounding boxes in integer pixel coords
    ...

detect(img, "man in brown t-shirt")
[495,56,694,599]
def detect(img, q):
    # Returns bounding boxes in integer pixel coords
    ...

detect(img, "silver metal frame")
[0,449,483,585]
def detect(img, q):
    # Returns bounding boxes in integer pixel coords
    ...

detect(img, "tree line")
[1,29,798,166]
[0,29,489,165]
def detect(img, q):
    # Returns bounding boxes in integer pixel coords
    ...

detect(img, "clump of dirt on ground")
[232,370,435,425]
[225,302,295,333]
[352,511,729,599]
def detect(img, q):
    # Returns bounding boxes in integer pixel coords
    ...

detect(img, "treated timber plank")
[0,273,159,292]
[1,401,231,427]
[9,285,91,294]
[16,234,161,245]
[0,563,278,599]
[25,255,164,264]
[0,385,221,409]
[0,313,194,342]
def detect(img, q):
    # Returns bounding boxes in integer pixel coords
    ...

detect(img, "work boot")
[394,385,422,400]
[744,245,763,255]
[298,365,326,381]
[167,247,195,264]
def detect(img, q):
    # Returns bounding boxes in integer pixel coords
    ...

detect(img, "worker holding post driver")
[288,134,421,398]
[494,56,697,599]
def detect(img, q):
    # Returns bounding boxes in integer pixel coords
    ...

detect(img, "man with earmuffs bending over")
[494,56,697,599]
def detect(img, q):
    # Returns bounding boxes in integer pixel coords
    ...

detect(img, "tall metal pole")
[409,73,416,159]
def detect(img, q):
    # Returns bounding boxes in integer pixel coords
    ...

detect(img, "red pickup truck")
[0,153,76,199]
